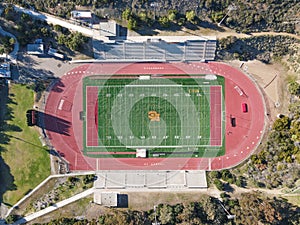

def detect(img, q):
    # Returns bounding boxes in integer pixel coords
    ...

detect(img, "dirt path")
[149,25,300,40]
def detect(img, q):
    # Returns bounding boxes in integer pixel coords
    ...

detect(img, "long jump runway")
[44,62,265,171]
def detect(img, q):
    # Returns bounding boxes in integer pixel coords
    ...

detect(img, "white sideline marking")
[125,84,182,87]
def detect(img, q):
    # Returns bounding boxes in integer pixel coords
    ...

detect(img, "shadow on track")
[37,111,71,136]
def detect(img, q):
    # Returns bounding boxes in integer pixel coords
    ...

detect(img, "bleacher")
[93,38,216,62]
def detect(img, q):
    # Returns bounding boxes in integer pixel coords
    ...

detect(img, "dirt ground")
[227,59,290,120]
[28,186,299,224]
[28,190,221,224]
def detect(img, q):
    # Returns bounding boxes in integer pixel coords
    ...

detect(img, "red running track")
[210,86,222,146]
[44,62,265,171]
[86,86,99,147]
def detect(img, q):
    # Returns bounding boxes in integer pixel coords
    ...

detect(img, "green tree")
[159,16,170,28]
[214,179,224,191]
[4,5,15,21]
[0,46,5,55]
[272,116,290,131]
[57,34,67,45]
[54,24,63,32]
[186,10,196,23]
[210,171,221,179]
[21,13,30,22]
[168,10,177,22]
[127,18,137,30]
[9,37,15,45]
[139,11,148,22]
[159,204,175,225]
[236,176,245,187]
[288,81,300,95]
[178,17,186,26]
[40,27,49,37]
[5,214,18,224]
[83,174,95,184]
[122,8,132,21]
[211,11,225,22]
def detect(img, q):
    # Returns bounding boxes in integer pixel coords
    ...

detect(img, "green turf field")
[83,75,225,158]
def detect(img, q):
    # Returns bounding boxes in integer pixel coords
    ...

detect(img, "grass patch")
[0,84,50,205]
[282,195,300,207]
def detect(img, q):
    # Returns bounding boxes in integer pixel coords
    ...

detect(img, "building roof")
[48,48,64,59]
[94,191,118,207]
[99,20,118,37]
[71,11,92,19]
[27,43,44,55]
[0,63,11,78]
[136,149,147,158]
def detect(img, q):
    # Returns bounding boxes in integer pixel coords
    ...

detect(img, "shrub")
[214,179,224,191]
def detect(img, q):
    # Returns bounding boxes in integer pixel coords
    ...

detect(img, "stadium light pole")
[218,4,237,26]
[150,2,159,20]
[218,199,236,220]
[152,205,161,225]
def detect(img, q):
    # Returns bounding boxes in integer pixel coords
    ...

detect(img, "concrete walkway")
[13,188,94,225]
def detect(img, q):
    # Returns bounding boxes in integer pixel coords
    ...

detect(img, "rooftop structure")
[27,39,44,55]
[48,48,64,59]
[136,149,147,158]
[0,63,11,78]
[99,20,118,37]
[71,11,92,20]
[94,191,119,207]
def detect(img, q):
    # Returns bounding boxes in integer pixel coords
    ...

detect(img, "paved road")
[13,188,94,225]
[13,5,99,39]
[13,5,300,43]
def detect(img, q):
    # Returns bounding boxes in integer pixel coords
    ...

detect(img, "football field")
[83,75,225,158]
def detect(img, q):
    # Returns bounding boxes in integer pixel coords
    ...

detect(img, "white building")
[71,11,92,21]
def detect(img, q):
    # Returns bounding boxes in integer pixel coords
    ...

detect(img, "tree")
[236,176,246,187]
[272,116,290,131]
[4,5,15,21]
[177,203,195,223]
[83,174,95,184]
[168,10,177,22]
[122,8,132,21]
[214,179,224,191]
[158,204,175,225]
[186,10,196,23]
[211,11,225,22]
[5,214,18,224]
[57,34,67,45]
[127,18,137,30]
[139,11,148,22]
[54,24,63,32]
[178,17,186,26]
[40,27,50,37]
[210,171,221,179]
[288,81,300,96]
[9,37,15,45]
[159,16,170,28]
